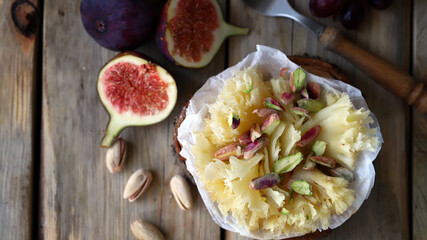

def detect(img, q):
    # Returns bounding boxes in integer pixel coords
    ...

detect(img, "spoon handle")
[318,26,427,112]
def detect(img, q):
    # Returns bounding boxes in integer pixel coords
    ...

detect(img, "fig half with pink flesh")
[156,0,249,68]
[98,52,177,147]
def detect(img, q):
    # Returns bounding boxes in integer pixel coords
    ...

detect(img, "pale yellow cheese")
[191,68,378,236]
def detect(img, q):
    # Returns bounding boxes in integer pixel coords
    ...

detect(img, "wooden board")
[26,0,425,239]
[39,0,225,239]
[0,0,39,239]
[227,0,410,239]
[412,0,427,239]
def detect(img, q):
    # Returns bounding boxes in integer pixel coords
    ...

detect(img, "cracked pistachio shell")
[123,168,152,202]
[131,220,165,240]
[170,175,193,210]
[105,138,127,173]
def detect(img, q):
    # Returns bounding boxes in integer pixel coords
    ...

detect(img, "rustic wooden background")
[0,0,426,239]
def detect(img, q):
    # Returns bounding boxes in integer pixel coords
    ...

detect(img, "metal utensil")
[243,0,325,37]
[243,0,427,112]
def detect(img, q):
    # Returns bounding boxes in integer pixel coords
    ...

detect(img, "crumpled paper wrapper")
[177,45,383,239]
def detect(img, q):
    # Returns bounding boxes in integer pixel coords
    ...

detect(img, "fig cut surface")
[98,52,177,147]
[156,0,249,68]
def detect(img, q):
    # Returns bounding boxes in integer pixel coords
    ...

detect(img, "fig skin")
[80,0,157,51]
[156,1,176,64]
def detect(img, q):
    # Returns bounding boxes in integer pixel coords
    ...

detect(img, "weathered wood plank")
[0,0,40,239]
[320,2,410,239]
[228,0,294,65]
[227,0,410,239]
[412,0,427,239]
[40,0,223,239]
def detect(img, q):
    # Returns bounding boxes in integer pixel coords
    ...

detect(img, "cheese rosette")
[177,46,382,239]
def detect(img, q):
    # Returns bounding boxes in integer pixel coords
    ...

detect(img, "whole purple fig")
[80,0,159,51]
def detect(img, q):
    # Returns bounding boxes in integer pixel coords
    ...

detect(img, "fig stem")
[223,23,250,37]
[101,118,124,148]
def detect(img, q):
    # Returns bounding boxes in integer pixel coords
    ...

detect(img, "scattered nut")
[312,140,327,156]
[249,173,280,190]
[214,143,243,161]
[105,138,127,173]
[170,175,193,211]
[291,107,310,118]
[273,152,304,174]
[307,82,321,99]
[280,92,294,105]
[123,168,152,202]
[297,99,323,113]
[301,88,309,99]
[244,136,269,159]
[250,123,262,142]
[228,113,240,129]
[130,220,165,240]
[252,108,278,117]
[303,153,316,170]
[264,97,285,111]
[290,67,306,93]
[290,180,312,196]
[310,156,336,168]
[297,125,321,147]
[260,113,280,135]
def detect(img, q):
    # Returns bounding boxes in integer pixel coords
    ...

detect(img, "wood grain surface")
[412,0,427,239]
[40,0,225,239]
[0,0,40,239]
[0,0,425,239]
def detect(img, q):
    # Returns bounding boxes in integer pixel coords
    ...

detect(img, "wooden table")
[1,0,426,239]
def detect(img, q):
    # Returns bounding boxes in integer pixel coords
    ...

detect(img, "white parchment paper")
[177,45,383,239]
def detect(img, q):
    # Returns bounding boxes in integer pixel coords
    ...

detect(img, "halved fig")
[156,0,249,68]
[98,51,177,147]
